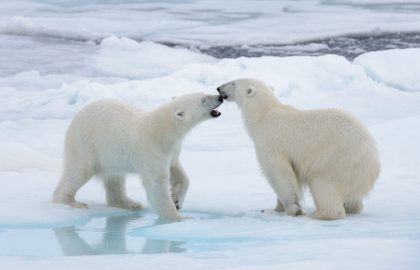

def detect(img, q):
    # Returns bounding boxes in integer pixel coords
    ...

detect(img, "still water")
[0,212,186,257]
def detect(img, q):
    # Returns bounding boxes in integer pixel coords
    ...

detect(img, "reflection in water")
[142,238,186,254]
[53,214,185,256]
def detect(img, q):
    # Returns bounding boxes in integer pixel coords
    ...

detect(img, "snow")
[1,43,420,268]
[93,37,216,79]
[354,48,420,92]
[0,16,105,43]
[1,0,420,269]
[0,143,59,172]
[1,0,420,45]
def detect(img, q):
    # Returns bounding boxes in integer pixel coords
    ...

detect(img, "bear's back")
[65,99,143,150]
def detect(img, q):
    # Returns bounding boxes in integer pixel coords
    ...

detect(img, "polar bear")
[217,78,380,220]
[53,93,223,220]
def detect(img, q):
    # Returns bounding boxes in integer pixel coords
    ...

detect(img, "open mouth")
[210,109,221,118]
[210,96,223,118]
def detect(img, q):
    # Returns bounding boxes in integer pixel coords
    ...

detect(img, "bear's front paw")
[108,198,144,210]
[285,204,303,216]
[70,201,88,208]
[171,192,181,210]
[158,213,182,222]
[310,209,345,220]
[261,209,282,215]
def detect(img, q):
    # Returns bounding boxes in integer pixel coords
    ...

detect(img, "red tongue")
[210,110,221,117]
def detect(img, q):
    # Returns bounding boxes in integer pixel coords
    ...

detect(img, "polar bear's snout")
[217,86,228,99]
[217,81,234,100]
[207,94,223,118]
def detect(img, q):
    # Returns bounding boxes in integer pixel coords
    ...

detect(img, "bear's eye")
[201,97,206,103]
[232,81,235,87]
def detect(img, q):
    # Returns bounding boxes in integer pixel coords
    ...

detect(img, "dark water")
[1,31,419,77]
[165,32,420,60]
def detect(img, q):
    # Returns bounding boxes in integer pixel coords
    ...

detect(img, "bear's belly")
[95,155,137,174]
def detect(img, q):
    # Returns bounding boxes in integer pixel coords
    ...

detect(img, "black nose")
[218,95,224,102]
[217,87,221,93]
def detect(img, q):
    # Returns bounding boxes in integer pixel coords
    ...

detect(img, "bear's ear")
[246,87,256,97]
[174,110,185,120]
[172,96,177,100]
[270,86,275,92]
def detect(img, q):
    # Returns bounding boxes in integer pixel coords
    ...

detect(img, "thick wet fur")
[53,93,223,220]
[217,78,380,220]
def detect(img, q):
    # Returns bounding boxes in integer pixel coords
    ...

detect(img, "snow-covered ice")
[2,0,420,45]
[1,1,420,269]
[1,43,420,269]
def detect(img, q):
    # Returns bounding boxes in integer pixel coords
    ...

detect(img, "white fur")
[53,93,223,220]
[217,78,380,220]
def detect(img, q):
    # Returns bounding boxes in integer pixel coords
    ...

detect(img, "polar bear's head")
[172,93,223,125]
[216,78,274,106]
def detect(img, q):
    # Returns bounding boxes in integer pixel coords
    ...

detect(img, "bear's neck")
[239,94,283,137]
[240,93,277,121]
[143,104,191,148]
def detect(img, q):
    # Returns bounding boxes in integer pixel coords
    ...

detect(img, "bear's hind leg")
[53,166,93,208]
[103,174,143,209]
[344,199,363,214]
[309,180,346,220]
